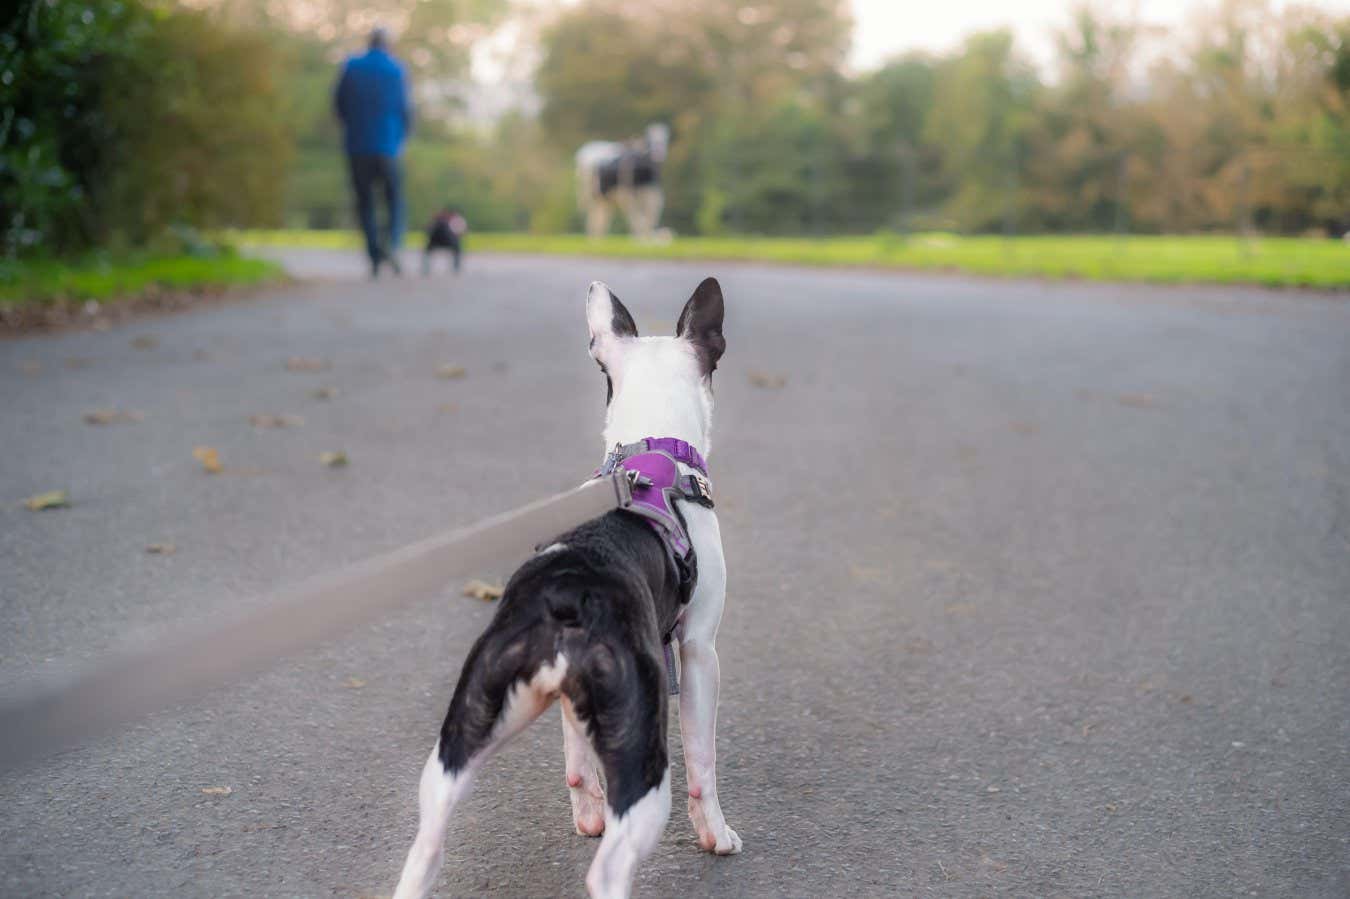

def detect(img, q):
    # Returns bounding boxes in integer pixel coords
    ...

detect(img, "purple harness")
[593,437,714,694]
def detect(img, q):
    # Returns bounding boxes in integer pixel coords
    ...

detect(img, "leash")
[0,473,634,773]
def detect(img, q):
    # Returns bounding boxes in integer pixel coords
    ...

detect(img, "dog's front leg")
[677,513,742,855]
[678,636,741,854]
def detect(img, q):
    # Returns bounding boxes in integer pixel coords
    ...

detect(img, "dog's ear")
[586,281,638,354]
[676,277,725,376]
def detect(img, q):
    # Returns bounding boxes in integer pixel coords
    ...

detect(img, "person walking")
[334,27,412,278]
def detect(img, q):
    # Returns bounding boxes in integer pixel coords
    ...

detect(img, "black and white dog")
[393,278,741,899]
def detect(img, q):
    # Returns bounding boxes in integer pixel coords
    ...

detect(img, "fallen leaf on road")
[462,579,504,601]
[241,822,284,833]
[131,335,159,350]
[22,490,70,511]
[285,356,329,372]
[1009,420,1038,435]
[17,359,41,375]
[848,564,888,584]
[83,409,145,425]
[145,543,177,555]
[201,786,233,796]
[944,601,976,618]
[1117,393,1157,409]
[747,371,787,389]
[309,386,338,400]
[436,364,467,380]
[192,349,212,362]
[248,414,304,429]
[318,451,348,467]
[65,357,93,370]
[344,677,366,689]
[193,446,223,474]
[437,402,459,414]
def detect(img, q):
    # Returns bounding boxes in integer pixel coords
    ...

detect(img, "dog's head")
[586,277,725,448]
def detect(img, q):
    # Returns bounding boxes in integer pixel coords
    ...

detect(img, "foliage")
[0,0,290,258]
[530,0,1350,237]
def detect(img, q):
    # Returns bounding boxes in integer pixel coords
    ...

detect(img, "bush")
[0,0,289,258]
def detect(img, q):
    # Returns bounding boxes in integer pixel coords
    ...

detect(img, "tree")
[924,30,1041,232]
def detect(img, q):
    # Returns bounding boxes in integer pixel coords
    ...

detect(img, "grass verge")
[0,252,284,307]
[235,229,1350,289]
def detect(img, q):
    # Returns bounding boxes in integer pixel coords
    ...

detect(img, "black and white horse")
[575,124,670,240]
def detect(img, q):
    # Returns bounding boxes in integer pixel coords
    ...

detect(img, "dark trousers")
[347,154,404,269]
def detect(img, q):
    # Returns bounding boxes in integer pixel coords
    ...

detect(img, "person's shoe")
[388,252,403,277]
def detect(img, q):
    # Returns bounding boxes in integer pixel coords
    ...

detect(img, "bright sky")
[848,0,1350,71]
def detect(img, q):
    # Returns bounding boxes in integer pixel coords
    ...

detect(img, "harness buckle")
[685,473,714,506]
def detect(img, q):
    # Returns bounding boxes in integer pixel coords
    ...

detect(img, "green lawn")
[236,229,1350,289]
[0,253,285,307]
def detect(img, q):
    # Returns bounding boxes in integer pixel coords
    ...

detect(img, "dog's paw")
[689,796,742,854]
[569,779,606,837]
[698,824,742,855]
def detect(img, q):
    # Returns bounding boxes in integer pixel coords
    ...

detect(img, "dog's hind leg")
[393,630,567,899]
[570,643,671,899]
[587,767,670,899]
[562,697,607,836]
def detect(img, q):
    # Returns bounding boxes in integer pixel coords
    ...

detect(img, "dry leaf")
[131,335,159,350]
[309,386,338,400]
[192,349,212,362]
[17,360,41,375]
[248,414,304,429]
[285,356,329,372]
[318,451,348,467]
[436,364,467,380]
[22,490,70,511]
[1117,393,1156,409]
[437,402,459,414]
[201,786,233,796]
[462,579,504,601]
[344,677,366,690]
[193,446,223,474]
[65,357,93,370]
[83,409,145,425]
[145,543,177,555]
[747,371,787,389]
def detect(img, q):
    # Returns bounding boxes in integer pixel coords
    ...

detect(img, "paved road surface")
[2,251,1348,897]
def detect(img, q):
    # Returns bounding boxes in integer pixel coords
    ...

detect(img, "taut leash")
[0,473,634,773]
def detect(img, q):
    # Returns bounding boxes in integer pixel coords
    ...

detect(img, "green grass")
[235,229,1350,289]
[0,252,285,307]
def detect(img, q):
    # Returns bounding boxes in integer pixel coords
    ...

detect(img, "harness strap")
[603,437,708,477]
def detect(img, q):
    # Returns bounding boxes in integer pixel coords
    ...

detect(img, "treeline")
[527,0,1350,237]
[284,0,1350,238]
[3,0,1348,258]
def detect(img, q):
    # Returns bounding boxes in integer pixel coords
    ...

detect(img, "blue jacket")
[334,49,412,157]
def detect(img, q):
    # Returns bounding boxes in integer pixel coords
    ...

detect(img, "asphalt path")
[2,250,1348,897]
